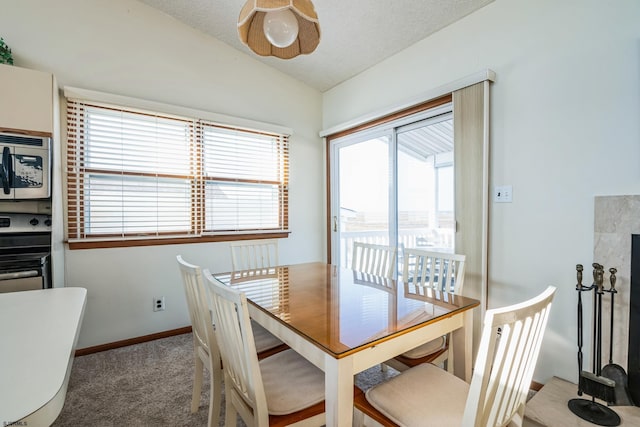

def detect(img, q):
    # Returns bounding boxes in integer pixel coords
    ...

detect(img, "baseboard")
[74,326,192,356]
[530,380,544,391]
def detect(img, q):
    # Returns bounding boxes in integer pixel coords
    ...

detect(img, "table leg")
[324,353,354,427]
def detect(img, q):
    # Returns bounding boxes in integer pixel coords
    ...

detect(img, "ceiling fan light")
[238,0,321,59]
[263,9,299,48]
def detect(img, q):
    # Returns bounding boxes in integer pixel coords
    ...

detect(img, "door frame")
[326,101,453,265]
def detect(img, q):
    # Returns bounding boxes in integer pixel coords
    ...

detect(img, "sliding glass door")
[329,106,454,272]
[331,132,391,268]
[397,114,454,255]
[327,81,491,360]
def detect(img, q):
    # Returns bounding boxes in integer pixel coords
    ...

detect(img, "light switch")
[494,185,513,203]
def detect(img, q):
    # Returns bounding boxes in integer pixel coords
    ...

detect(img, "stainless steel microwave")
[0,132,50,200]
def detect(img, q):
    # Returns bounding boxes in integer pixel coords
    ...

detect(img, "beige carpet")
[52,333,400,426]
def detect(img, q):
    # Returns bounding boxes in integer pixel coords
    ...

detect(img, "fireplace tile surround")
[523,198,640,427]
[594,195,640,400]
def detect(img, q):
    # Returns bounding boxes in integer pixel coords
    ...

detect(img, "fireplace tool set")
[568,263,634,426]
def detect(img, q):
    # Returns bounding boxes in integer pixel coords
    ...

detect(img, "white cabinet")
[0,64,54,135]
[0,64,64,289]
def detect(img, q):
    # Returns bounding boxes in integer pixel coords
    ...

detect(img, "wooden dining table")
[213,262,480,427]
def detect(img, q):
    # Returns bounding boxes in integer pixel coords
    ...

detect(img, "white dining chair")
[203,267,359,427]
[176,255,288,426]
[352,242,398,279]
[228,240,287,353]
[354,285,556,427]
[230,239,279,271]
[176,255,222,426]
[351,242,397,372]
[384,249,466,373]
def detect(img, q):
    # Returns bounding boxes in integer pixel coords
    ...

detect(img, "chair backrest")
[202,268,269,426]
[463,286,556,427]
[230,239,279,271]
[176,255,220,364]
[352,242,398,279]
[402,248,466,293]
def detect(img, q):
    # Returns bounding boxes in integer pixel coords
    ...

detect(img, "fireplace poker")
[576,264,585,396]
[592,263,602,374]
[596,263,604,376]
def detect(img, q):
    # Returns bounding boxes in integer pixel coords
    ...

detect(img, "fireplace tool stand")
[568,263,621,426]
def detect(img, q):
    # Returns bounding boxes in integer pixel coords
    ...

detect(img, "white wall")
[323,0,640,384]
[0,0,325,348]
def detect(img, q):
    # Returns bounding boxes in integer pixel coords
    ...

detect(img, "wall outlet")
[494,185,513,203]
[153,296,165,312]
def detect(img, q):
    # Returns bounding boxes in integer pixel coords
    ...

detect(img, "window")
[66,99,289,248]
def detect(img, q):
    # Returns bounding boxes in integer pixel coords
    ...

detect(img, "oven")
[0,213,52,293]
[0,131,51,200]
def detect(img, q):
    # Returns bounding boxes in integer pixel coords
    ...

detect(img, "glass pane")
[202,125,288,232]
[205,181,280,231]
[397,117,454,258]
[202,126,284,181]
[85,174,191,235]
[338,136,390,268]
[85,107,191,176]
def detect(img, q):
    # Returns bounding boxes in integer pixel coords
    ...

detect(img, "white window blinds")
[202,124,289,232]
[66,99,289,245]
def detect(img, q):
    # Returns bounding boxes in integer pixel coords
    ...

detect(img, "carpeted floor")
[52,333,400,426]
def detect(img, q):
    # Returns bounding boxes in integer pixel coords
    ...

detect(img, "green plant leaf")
[0,36,14,65]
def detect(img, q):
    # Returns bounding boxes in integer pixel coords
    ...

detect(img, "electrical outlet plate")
[153,296,165,312]
[494,185,513,203]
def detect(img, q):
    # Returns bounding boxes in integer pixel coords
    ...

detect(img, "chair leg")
[225,400,237,427]
[446,335,454,373]
[224,382,237,427]
[207,364,222,427]
[191,355,204,413]
[445,354,453,373]
[353,407,365,427]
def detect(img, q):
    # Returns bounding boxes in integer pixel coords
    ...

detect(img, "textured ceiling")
[138,0,494,92]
